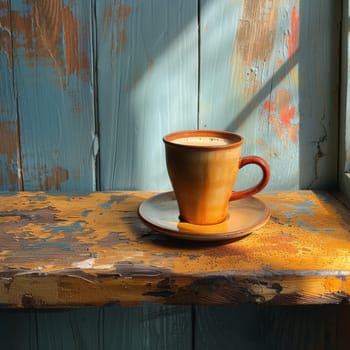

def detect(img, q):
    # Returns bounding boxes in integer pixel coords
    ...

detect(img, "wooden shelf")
[0,191,350,308]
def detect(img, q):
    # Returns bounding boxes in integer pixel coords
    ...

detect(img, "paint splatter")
[10,0,89,83]
[262,89,298,147]
[287,5,299,58]
[104,3,132,54]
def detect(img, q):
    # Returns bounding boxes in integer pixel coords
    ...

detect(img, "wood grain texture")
[339,0,350,198]
[195,304,338,350]
[199,0,340,191]
[10,0,97,192]
[0,0,20,191]
[0,310,38,349]
[0,191,350,307]
[0,305,192,350]
[96,0,198,190]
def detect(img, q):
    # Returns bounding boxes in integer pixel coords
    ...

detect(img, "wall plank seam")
[8,0,23,191]
[197,0,201,130]
[92,0,101,191]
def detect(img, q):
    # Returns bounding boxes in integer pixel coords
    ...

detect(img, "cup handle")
[229,156,270,201]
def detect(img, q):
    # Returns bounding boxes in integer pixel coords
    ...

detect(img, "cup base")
[178,213,230,226]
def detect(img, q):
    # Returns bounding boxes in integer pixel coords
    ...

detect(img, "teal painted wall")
[0,0,343,349]
[0,0,340,193]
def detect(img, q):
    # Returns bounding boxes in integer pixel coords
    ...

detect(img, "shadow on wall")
[97,0,198,191]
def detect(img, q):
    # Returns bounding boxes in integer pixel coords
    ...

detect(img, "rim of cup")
[163,130,244,149]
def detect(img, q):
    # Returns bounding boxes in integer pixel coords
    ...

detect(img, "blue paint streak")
[269,199,316,219]
[99,194,132,208]
[44,221,84,233]
[337,275,347,282]
[0,192,18,196]
[23,241,73,251]
[100,201,112,209]
[110,194,132,203]
[297,219,336,234]
[29,195,47,201]
[81,209,93,217]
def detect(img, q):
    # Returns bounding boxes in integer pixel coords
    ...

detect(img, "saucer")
[137,192,270,241]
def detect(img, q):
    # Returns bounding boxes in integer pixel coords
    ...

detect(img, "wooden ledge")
[0,191,350,308]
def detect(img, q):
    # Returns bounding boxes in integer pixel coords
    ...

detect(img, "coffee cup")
[163,130,270,225]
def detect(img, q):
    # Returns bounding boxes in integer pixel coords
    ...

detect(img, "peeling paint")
[43,165,69,191]
[0,0,12,68]
[233,0,280,96]
[11,0,89,82]
[287,4,299,58]
[262,89,298,147]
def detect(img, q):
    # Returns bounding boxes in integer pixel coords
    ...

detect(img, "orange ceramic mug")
[163,130,270,225]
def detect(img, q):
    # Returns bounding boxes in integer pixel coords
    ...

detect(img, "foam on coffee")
[172,136,234,146]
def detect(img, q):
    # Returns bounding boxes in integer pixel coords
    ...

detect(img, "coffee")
[172,136,233,147]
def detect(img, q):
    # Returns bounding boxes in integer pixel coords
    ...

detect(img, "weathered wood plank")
[34,308,101,350]
[195,305,338,350]
[102,305,192,350]
[0,191,350,307]
[96,0,198,190]
[0,310,38,349]
[0,305,192,350]
[10,0,96,192]
[0,0,20,191]
[199,0,340,190]
[339,0,350,198]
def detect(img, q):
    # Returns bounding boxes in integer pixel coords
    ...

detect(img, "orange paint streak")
[44,166,69,191]
[263,100,276,112]
[116,29,128,53]
[280,106,295,128]
[234,0,280,96]
[288,124,299,144]
[0,122,18,190]
[103,3,132,54]
[287,5,299,58]
[275,89,295,128]
[116,4,132,22]
[256,139,266,147]
[62,6,82,77]
[0,0,13,68]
